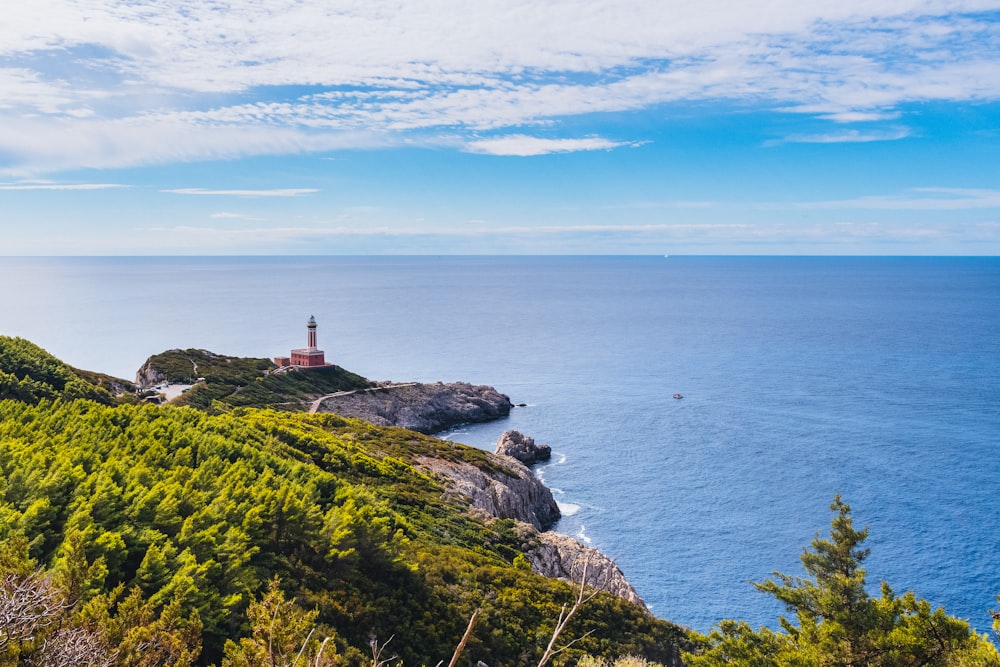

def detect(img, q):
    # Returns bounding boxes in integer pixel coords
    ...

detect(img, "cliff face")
[416,453,560,531]
[135,360,167,388]
[315,381,512,434]
[525,530,646,608]
[418,448,647,610]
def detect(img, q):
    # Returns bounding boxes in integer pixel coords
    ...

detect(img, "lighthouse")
[307,315,318,349]
[281,315,328,367]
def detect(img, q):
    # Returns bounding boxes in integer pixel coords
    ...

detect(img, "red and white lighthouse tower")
[286,315,327,367]
[307,315,318,349]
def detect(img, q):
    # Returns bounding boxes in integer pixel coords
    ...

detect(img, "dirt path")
[308,382,418,414]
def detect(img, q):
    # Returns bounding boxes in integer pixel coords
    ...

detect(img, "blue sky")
[1,1,999,255]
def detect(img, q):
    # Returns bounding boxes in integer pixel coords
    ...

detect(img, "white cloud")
[0,115,389,176]
[774,127,912,144]
[0,181,127,190]
[0,68,77,113]
[0,1,999,172]
[800,109,903,122]
[210,212,261,220]
[164,188,319,197]
[465,135,631,156]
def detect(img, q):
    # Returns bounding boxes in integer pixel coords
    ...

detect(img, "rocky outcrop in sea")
[495,429,551,465]
[315,381,512,434]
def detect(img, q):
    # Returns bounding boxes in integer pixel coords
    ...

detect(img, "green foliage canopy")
[0,336,117,405]
[0,395,683,666]
[684,496,998,667]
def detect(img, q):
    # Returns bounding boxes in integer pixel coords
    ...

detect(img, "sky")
[1,1,999,255]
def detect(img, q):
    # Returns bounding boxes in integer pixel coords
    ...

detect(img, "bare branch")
[269,597,281,667]
[0,571,67,650]
[313,637,331,667]
[370,634,398,667]
[31,626,116,667]
[447,608,481,667]
[537,555,602,667]
[292,627,316,667]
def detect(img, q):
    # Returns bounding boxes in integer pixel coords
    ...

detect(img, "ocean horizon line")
[1,253,998,259]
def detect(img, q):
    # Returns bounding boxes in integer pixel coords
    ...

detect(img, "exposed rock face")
[495,430,551,465]
[523,529,647,609]
[418,448,646,607]
[418,447,646,609]
[419,448,647,609]
[417,454,560,531]
[316,381,512,434]
[135,348,213,388]
[135,360,168,388]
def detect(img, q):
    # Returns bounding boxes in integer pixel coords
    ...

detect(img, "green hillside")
[0,337,688,666]
[0,336,126,405]
[137,348,372,411]
[3,336,993,667]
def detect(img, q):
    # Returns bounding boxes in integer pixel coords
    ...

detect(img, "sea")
[1,255,998,635]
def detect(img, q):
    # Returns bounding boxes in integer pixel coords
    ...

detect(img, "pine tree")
[686,496,999,667]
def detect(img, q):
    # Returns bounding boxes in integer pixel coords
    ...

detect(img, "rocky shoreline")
[312,380,513,434]
[132,348,645,611]
[313,381,645,607]
[420,429,647,610]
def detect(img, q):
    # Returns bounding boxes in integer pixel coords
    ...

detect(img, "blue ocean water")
[1,256,998,634]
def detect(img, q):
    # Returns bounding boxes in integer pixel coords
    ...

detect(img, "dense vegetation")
[0,338,686,666]
[0,337,122,406]
[137,349,276,386]
[138,348,372,411]
[2,336,997,667]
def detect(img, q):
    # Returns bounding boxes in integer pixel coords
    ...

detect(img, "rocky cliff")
[495,429,551,465]
[524,529,646,608]
[315,381,512,434]
[416,453,560,531]
[135,360,168,388]
[418,437,647,610]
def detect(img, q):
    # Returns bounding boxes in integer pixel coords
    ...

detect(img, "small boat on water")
[673,393,683,399]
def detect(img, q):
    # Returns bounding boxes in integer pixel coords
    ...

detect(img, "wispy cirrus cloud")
[210,212,261,220]
[0,1,999,174]
[465,135,635,156]
[771,127,912,145]
[0,181,128,190]
[163,188,319,197]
